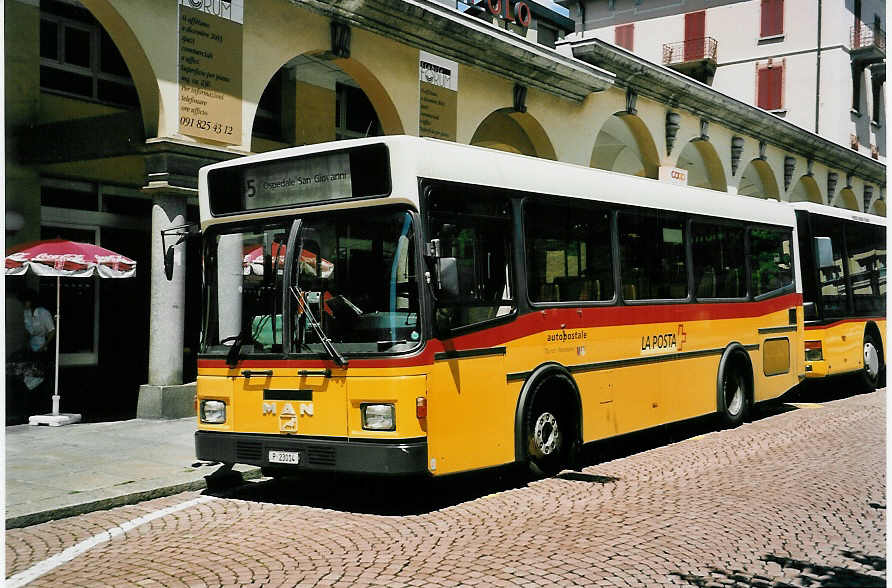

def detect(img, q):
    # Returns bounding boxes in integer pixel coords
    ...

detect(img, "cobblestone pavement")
[6,388,886,587]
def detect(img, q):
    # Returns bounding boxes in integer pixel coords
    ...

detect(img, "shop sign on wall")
[659,166,688,185]
[419,51,458,142]
[178,0,243,145]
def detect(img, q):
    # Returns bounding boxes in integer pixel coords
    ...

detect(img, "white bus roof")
[199,135,798,228]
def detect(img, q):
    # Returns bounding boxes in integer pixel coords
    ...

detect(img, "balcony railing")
[662,37,718,65]
[851,23,886,53]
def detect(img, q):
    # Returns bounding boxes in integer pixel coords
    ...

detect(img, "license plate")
[268,450,300,464]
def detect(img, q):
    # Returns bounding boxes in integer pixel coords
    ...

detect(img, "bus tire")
[860,331,883,391]
[718,361,750,428]
[524,377,577,476]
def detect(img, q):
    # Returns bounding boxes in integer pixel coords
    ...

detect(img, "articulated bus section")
[802,319,886,379]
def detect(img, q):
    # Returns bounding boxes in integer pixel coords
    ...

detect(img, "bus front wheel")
[524,382,576,476]
[860,332,882,391]
[719,363,750,428]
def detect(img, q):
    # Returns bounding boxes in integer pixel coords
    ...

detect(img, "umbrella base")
[28,413,82,427]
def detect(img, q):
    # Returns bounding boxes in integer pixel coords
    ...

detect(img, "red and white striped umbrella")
[242,243,334,278]
[5,239,136,423]
[5,239,136,278]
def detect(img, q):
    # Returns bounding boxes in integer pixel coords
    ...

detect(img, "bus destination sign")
[242,153,354,210]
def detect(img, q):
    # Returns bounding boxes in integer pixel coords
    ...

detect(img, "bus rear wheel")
[860,333,882,391]
[719,364,750,428]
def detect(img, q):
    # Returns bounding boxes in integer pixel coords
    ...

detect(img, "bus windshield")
[201,208,421,357]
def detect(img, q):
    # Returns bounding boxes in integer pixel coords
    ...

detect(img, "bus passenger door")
[750,227,800,401]
[423,182,516,475]
[427,352,511,475]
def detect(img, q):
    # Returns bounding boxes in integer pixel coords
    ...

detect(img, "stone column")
[137,189,194,418]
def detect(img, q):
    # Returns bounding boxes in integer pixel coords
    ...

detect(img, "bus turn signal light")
[804,340,824,361]
[416,397,427,419]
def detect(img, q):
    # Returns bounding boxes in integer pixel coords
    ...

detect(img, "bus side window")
[846,221,886,315]
[749,227,794,298]
[428,185,515,332]
[809,216,847,317]
[618,211,687,301]
[692,222,745,299]
[524,200,614,304]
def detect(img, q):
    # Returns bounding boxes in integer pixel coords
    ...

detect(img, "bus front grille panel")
[235,440,263,462]
[307,446,337,466]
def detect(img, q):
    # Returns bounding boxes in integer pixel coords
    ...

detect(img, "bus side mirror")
[436,257,460,299]
[160,223,198,281]
[814,236,835,270]
[425,238,459,299]
[164,246,176,281]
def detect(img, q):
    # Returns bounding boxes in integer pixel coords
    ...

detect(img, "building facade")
[5,0,885,421]
[565,0,886,163]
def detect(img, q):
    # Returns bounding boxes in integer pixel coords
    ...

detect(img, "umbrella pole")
[53,275,60,416]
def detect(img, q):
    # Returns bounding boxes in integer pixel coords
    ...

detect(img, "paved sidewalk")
[5,418,259,529]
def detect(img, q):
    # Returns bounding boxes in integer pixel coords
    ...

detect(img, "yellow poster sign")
[419,51,458,142]
[178,0,243,145]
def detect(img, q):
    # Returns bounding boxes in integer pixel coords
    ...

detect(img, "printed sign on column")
[178,0,243,145]
[419,51,458,142]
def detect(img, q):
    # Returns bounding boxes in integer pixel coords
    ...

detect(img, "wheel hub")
[534,412,561,456]
[864,342,880,379]
[726,380,743,416]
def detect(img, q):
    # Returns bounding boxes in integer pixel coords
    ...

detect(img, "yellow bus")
[792,202,886,390]
[193,136,804,477]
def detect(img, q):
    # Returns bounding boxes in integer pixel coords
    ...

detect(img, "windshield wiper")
[290,285,348,368]
[223,329,249,368]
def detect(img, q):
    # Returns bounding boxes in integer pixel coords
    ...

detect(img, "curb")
[5,468,262,530]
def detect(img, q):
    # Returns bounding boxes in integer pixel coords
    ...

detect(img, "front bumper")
[195,430,428,475]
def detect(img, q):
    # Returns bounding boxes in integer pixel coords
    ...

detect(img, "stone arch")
[250,52,404,150]
[470,109,557,160]
[834,188,860,211]
[675,139,727,191]
[737,159,780,200]
[80,0,159,136]
[789,175,823,204]
[590,113,659,178]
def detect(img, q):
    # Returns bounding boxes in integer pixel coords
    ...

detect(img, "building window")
[756,60,784,111]
[615,24,634,51]
[335,83,381,140]
[40,1,138,108]
[760,0,784,37]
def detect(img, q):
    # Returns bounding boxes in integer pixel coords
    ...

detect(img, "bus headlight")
[201,400,226,424]
[361,403,395,431]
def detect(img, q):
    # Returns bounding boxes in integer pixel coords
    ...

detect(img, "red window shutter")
[758,65,783,110]
[685,11,706,60]
[615,24,634,50]
[760,0,784,37]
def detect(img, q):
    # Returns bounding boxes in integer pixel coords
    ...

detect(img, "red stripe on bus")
[198,293,802,370]
[804,317,885,330]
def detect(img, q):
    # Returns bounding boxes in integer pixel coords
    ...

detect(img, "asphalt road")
[6,383,886,587]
